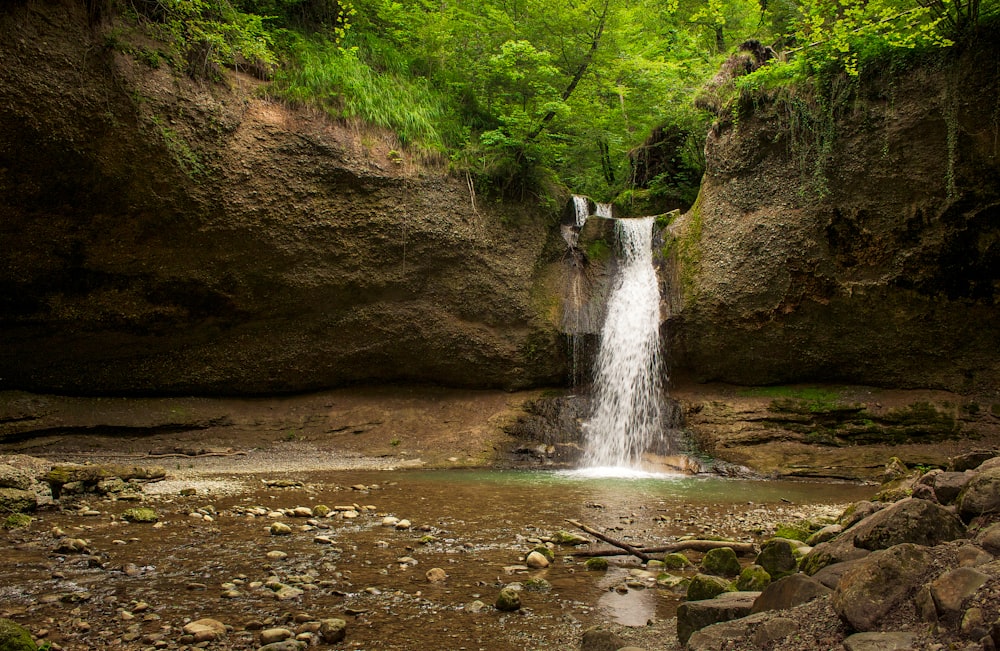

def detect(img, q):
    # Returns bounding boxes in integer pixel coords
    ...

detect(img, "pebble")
[266,550,288,560]
[381,516,399,527]
[260,628,294,644]
[395,519,412,530]
[426,568,448,582]
[291,507,313,518]
[526,551,550,569]
[270,522,292,536]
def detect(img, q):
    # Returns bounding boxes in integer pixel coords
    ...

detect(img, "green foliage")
[124,0,278,78]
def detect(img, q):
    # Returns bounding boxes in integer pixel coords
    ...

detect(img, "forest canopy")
[114,0,996,206]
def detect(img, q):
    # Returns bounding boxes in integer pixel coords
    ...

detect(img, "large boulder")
[751,574,831,614]
[851,498,965,550]
[676,591,760,646]
[831,543,933,631]
[959,467,1000,522]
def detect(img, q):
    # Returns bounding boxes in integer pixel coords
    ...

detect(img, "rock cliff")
[0,1,567,394]
[664,39,1000,394]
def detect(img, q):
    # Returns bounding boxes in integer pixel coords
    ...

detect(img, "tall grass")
[272,34,462,152]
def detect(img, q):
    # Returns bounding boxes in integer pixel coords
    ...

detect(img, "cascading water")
[580,216,665,471]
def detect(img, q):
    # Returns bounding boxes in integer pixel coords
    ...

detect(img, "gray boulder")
[579,626,624,651]
[959,467,1000,521]
[751,573,832,613]
[929,566,990,621]
[929,471,975,505]
[685,613,771,651]
[852,498,965,551]
[755,539,798,579]
[676,591,760,646]
[832,543,933,631]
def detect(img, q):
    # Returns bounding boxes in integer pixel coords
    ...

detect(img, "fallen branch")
[565,519,651,562]
[570,540,757,558]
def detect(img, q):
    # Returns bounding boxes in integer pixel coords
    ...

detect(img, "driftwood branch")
[570,540,757,558]
[565,519,652,562]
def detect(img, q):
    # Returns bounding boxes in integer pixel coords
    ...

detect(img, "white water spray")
[581,216,664,471]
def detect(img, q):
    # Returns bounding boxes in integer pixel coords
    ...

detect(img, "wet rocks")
[182,617,227,643]
[526,550,551,569]
[700,547,741,577]
[318,618,347,644]
[425,568,448,583]
[495,587,521,612]
[121,507,159,523]
[0,618,36,651]
[686,574,733,601]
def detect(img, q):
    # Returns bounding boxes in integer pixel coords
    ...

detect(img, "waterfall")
[581,216,664,470]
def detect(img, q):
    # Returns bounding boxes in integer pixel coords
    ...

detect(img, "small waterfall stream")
[579,214,666,472]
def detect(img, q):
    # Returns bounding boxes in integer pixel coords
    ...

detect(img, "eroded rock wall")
[0,1,567,394]
[665,40,1000,394]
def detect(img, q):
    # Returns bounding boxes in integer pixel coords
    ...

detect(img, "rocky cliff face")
[664,40,1000,395]
[0,1,567,394]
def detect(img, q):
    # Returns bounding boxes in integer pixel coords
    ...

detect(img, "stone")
[839,501,883,529]
[799,538,870,576]
[0,488,36,514]
[686,574,733,601]
[425,568,447,583]
[811,558,867,589]
[751,616,799,647]
[676,593,760,646]
[951,450,999,472]
[465,600,486,613]
[260,628,294,644]
[395,519,412,530]
[291,507,313,518]
[852,498,965,551]
[121,508,158,523]
[685,614,769,651]
[755,539,798,579]
[270,522,292,536]
[735,565,770,591]
[842,632,916,651]
[525,551,550,569]
[751,573,831,613]
[931,471,975,505]
[960,467,1000,521]
[832,543,933,631]
[495,587,521,612]
[701,547,741,577]
[0,464,34,490]
[957,543,993,567]
[806,524,843,546]
[258,641,306,651]
[318,618,347,644]
[182,618,227,643]
[929,567,990,620]
[584,557,609,571]
[0,618,36,651]
[915,584,938,623]
[663,552,692,569]
[579,626,625,651]
[551,530,589,545]
[977,523,1000,555]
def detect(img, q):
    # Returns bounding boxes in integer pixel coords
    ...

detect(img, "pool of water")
[1,468,875,651]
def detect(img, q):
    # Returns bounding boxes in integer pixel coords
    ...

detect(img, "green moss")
[686,573,734,601]
[672,189,703,302]
[122,508,159,523]
[663,552,693,569]
[584,557,609,571]
[700,547,741,577]
[735,565,771,591]
[773,521,817,542]
[584,239,611,263]
[0,618,36,651]
[531,546,555,562]
[2,514,32,530]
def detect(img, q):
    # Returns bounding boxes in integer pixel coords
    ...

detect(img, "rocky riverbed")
[1,444,872,651]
